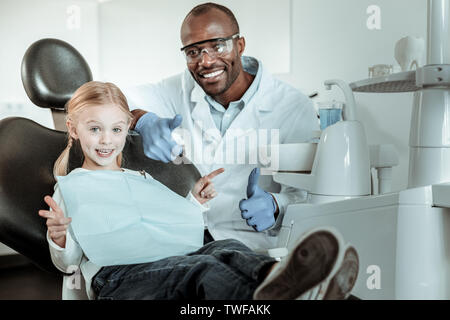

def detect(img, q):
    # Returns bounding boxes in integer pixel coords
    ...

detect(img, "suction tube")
[324,79,357,121]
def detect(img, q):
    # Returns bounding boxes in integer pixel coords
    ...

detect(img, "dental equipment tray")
[350,70,418,93]
[350,65,450,93]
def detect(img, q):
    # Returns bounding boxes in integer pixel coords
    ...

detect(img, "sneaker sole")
[254,228,343,300]
[323,245,359,300]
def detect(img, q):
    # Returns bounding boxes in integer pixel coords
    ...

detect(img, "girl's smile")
[96,148,115,158]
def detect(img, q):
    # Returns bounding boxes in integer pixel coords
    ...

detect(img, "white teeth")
[97,149,113,154]
[203,70,224,78]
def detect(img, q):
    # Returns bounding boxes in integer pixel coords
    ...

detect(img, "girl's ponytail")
[53,136,73,177]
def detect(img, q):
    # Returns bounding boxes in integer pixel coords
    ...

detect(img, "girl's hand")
[38,195,72,249]
[192,168,225,205]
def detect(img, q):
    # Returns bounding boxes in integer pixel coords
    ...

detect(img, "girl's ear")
[67,120,78,140]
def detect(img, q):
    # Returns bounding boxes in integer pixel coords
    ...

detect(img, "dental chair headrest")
[21,38,92,110]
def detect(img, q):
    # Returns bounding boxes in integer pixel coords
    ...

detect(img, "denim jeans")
[91,239,276,300]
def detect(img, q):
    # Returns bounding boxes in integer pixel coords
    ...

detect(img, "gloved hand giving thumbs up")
[135,112,183,163]
[239,168,279,232]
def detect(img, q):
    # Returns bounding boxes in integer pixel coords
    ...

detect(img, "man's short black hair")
[185,2,240,34]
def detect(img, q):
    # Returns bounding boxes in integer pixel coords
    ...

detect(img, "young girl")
[38,81,358,300]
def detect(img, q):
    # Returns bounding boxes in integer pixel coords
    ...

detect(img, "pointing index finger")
[205,168,225,180]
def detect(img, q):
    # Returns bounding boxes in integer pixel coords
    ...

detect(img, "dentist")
[127,2,319,251]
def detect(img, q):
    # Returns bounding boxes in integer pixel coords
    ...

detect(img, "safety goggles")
[180,33,240,63]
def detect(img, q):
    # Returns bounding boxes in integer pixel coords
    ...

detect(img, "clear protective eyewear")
[180,33,240,63]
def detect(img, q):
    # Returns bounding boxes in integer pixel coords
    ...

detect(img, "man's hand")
[38,195,71,248]
[134,111,183,163]
[239,168,279,232]
[191,168,225,205]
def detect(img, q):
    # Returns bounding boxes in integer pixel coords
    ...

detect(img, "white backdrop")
[98,0,291,87]
[0,0,100,129]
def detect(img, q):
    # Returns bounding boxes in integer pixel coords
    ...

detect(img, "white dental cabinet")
[272,0,450,298]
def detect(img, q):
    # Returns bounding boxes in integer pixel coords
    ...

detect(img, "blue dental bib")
[56,170,204,266]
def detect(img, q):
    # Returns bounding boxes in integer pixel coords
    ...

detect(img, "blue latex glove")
[239,168,277,232]
[135,112,183,163]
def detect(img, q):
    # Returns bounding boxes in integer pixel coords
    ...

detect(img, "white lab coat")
[124,56,319,251]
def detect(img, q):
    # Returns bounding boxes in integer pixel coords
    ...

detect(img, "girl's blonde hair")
[53,81,133,177]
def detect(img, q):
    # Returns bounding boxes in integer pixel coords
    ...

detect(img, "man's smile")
[200,69,224,78]
[198,68,226,85]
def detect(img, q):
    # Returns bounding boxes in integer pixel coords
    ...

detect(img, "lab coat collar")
[254,59,275,112]
[190,80,260,137]
[191,83,217,134]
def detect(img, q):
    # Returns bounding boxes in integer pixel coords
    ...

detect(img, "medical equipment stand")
[273,0,450,299]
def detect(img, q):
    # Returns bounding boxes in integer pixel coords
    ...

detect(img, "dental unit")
[270,0,450,299]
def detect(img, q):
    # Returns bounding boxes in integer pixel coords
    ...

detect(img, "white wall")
[98,0,291,87]
[0,0,100,129]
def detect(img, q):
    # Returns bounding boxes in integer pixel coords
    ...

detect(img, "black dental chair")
[0,38,200,274]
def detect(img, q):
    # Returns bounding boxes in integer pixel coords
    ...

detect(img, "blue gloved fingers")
[239,196,269,217]
[243,214,257,229]
[149,131,182,162]
[252,215,274,232]
[239,200,256,221]
[246,216,273,232]
[169,114,183,131]
[241,173,278,232]
[146,139,172,163]
[142,144,161,162]
[239,198,251,214]
[244,195,266,211]
[246,216,258,227]
[136,112,183,162]
[143,143,169,162]
[239,199,248,215]
[134,112,158,132]
[255,221,271,232]
[241,210,252,220]
[246,167,260,198]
